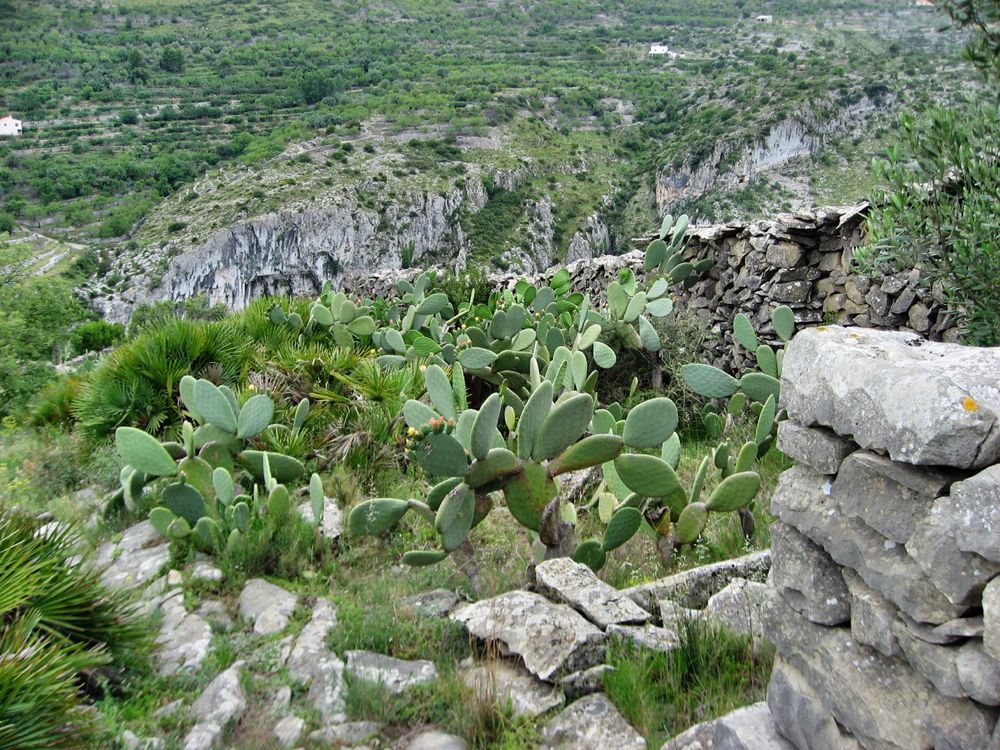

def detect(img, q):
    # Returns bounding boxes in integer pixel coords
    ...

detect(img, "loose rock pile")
[763,326,1000,750]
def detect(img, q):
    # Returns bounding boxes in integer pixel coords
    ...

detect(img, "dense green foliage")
[860,0,1000,345]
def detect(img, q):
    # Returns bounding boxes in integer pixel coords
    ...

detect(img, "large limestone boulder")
[534,557,651,629]
[539,694,646,749]
[661,702,796,750]
[780,326,1000,469]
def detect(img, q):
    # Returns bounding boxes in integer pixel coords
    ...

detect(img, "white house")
[649,44,670,55]
[756,14,774,23]
[0,116,22,137]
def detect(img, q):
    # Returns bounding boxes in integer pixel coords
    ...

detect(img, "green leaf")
[573,539,607,572]
[680,363,740,398]
[115,427,178,477]
[239,451,306,483]
[458,346,498,369]
[403,399,437,429]
[772,305,796,342]
[755,345,778,378]
[435,483,476,551]
[348,498,409,536]
[503,461,556,531]
[149,507,174,536]
[733,313,759,352]
[577,323,602,351]
[403,550,449,566]
[706,472,761,512]
[638,315,661,352]
[603,507,642,551]
[347,316,376,337]
[412,432,469,477]
[607,282,628,318]
[424,365,456,420]
[310,473,325,523]
[532,392,594,461]
[740,372,781,403]
[614,454,682,498]
[471,393,501,461]
[624,292,647,323]
[311,303,334,326]
[644,239,667,271]
[516,380,553,459]
[592,341,616,369]
[645,297,674,317]
[427,477,464,512]
[549,434,624,476]
[623,398,678,449]
[661,433,682,469]
[237,394,275,439]
[193,379,238,433]
[675,502,708,545]
[755,395,777,445]
[161,482,207,524]
[416,292,451,316]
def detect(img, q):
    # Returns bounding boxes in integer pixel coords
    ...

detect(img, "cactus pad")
[705,472,761,512]
[115,427,178,477]
[623,397,678,449]
[348,498,410,536]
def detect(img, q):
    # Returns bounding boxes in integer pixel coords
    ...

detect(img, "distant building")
[649,44,679,58]
[756,14,774,23]
[0,115,22,137]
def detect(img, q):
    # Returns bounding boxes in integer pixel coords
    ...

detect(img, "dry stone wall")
[341,203,959,373]
[764,325,1000,750]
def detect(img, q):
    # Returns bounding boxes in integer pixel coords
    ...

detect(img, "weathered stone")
[184,662,246,750]
[308,721,381,745]
[238,578,297,635]
[703,578,768,642]
[780,326,1000,469]
[766,242,803,269]
[296,496,343,540]
[892,619,964,698]
[832,450,955,544]
[558,466,603,504]
[949,466,1000,564]
[767,657,862,750]
[157,606,212,675]
[117,520,160,552]
[769,522,850,626]
[121,730,164,750]
[345,650,438,694]
[607,623,680,653]
[307,654,346,723]
[776,421,855,475]
[658,600,701,630]
[765,591,995,750]
[625,550,770,611]
[272,715,305,748]
[190,559,224,583]
[841,568,900,657]
[406,730,468,750]
[451,591,605,682]
[268,685,291,716]
[933,615,984,639]
[560,665,613,700]
[661,702,796,750]
[906,495,1000,605]
[287,598,337,681]
[771,465,967,623]
[535,557,651,629]
[182,723,222,750]
[400,589,460,618]
[460,658,565,716]
[957,641,1000,706]
[195,600,233,631]
[100,542,171,591]
[984,578,1000,661]
[909,303,932,332]
[540,693,646,750]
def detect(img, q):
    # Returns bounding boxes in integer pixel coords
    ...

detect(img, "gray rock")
[892,619,964,698]
[535,557,651,629]
[287,598,337,681]
[950,466,1000,564]
[272,715,305,748]
[184,662,246,750]
[957,641,1000,706]
[121,730,164,750]
[238,578,297,635]
[985,578,1000,661]
[182,723,222,750]
[933,615,984,639]
[405,730,468,750]
[560,665,614,700]
[296,496,343,540]
[400,589,460,618]
[771,465,966,623]
[832,450,954,544]
[308,721,381,744]
[625,550,770,611]
[307,654,347,724]
[345,650,438,694]
[460,658,565,716]
[769,522,850,625]
[906,494,1000,605]
[658,600,702,630]
[660,702,796,750]
[776,421,855,475]
[557,466,603,504]
[118,520,160,552]
[780,326,1000,469]
[153,699,184,719]
[268,685,292,716]
[703,578,768,643]
[540,693,646,750]
[195,600,233,632]
[190,559,224,583]
[767,656,862,750]
[100,542,171,591]
[841,568,900,657]
[451,591,605,682]
[157,607,212,675]
[607,623,680,653]
[765,590,995,750]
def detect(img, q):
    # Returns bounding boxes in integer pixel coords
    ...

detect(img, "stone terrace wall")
[765,326,1000,750]
[340,203,960,373]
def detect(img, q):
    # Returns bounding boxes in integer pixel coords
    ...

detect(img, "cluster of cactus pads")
[348,356,763,577]
[113,376,322,554]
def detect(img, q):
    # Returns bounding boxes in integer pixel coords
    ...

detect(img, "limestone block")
[957,641,1000,707]
[770,521,851,626]
[776,421,855,475]
[841,568,900,657]
[238,578,297,635]
[660,702,795,750]
[780,326,1000,469]
[950,466,1000,564]
[625,550,770,611]
[892,619,964,698]
[540,693,646,750]
[460,658,565,716]
[345,650,438,694]
[535,557,651,629]
[766,657,862,750]
[984,578,1000,661]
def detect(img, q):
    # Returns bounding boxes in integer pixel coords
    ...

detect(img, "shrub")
[71,320,125,355]
[29,375,82,427]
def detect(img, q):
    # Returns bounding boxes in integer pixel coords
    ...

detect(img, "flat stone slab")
[400,589,460,618]
[780,326,1000,469]
[767,657,864,750]
[156,594,212,676]
[703,578,768,642]
[540,693,646,749]
[238,578,297,635]
[461,658,565,716]
[184,661,246,750]
[535,557,651,629]
[607,624,679,653]
[660,702,796,750]
[100,542,171,591]
[296,496,343,540]
[345,650,438,694]
[771,465,966,624]
[405,730,468,750]
[769,521,850,626]
[777,420,855,475]
[625,550,770,611]
[560,665,614,700]
[452,591,605,682]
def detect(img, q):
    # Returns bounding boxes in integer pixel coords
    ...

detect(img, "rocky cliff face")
[656,96,888,212]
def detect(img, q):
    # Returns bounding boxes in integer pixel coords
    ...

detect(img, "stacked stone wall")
[341,203,960,374]
[765,325,1000,750]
